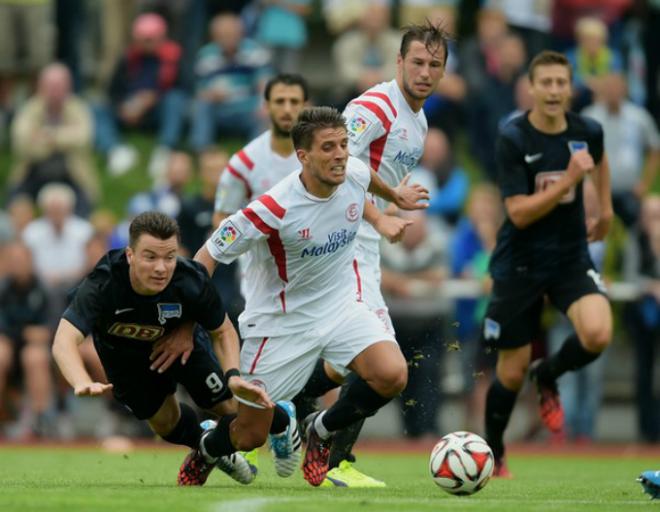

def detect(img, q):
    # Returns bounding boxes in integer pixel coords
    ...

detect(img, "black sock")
[270,403,290,435]
[202,414,236,458]
[322,376,391,433]
[484,378,518,461]
[161,403,202,449]
[293,394,319,429]
[537,334,600,383]
[328,374,363,469]
[298,360,341,398]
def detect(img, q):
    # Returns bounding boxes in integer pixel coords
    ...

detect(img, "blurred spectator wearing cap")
[623,194,660,443]
[0,241,54,439]
[94,12,187,178]
[8,63,98,217]
[583,73,660,227]
[566,16,623,112]
[331,1,400,104]
[189,13,271,153]
[255,0,312,74]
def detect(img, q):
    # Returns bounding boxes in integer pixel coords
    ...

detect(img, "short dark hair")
[529,50,572,82]
[291,107,346,150]
[400,20,450,64]
[264,73,309,101]
[129,211,180,248]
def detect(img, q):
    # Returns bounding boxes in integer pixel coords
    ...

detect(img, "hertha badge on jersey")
[157,303,182,324]
[212,221,242,251]
[567,140,588,154]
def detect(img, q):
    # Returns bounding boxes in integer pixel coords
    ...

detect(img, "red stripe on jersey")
[352,100,392,131]
[226,165,253,198]
[258,194,286,219]
[362,92,397,118]
[279,290,286,313]
[353,258,363,302]
[249,337,269,374]
[237,149,254,170]
[369,134,388,173]
[242,208,288,283]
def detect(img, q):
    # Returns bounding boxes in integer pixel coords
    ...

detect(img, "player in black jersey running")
[481,51,614,477]
[52,211,282,486]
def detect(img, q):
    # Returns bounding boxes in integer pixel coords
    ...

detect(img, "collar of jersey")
[295,172,341,202]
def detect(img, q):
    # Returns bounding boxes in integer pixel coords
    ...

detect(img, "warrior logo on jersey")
[157,303,182,325]
[567,140,588,155]
[108,322,164,341]
[347,116,370,138]
[212,221,242,251]
[298,227,312,240]
[346,203,360,222]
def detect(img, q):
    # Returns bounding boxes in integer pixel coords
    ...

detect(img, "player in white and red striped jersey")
[304,21,449,487]
[193,107,429,487]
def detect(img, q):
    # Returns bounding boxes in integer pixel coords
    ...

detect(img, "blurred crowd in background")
[0,0,659,447]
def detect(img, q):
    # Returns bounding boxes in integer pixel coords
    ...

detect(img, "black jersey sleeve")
[585,117,604,165]
[62,273,106,337]
[185,260,227,332]
[495,130,529,198]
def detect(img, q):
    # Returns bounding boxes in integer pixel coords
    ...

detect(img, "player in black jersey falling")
[481,51,614,477]
[52,211,285,486]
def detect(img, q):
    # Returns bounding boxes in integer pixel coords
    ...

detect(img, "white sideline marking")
[212,496,648,511]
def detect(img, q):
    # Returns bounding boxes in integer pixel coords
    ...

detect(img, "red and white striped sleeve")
[343,91,397,171]
[214,148,256,214]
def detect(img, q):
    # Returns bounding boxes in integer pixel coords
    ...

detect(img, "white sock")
[313,411,331,440]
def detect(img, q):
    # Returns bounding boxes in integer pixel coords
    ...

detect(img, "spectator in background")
[255,0,312,73]
[380,209,448,438]
[22,184,93,321]
[331,2,400,104]
[487,0,551,61]
[322,0,375,35]
[0,211,15,279]
[7,195,35,237]
[96,13,187,178]
[189,13,271,152]
[9,63,98,217]
[380,208,449,438]
[566,17,623,112]
[0,241,54,439]
[582,73,660,227]
[450,183,502,433]
[177,149,228,256]
[416,127,469,226]
[0,0,54,113]
[624,195,660,443]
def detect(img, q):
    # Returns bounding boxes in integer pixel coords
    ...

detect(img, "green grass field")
[0,446,655,512]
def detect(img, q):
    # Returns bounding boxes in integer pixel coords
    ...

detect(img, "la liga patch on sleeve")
[347,115,371,139]
[211,220,242,251]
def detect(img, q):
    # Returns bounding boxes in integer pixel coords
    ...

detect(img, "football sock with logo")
[320,376,391,435]
[162,403,203,448]
[201,414,237,459]
[537,334,600,383]
[328,373,364,469]
[484,378,518,461]
[270,403,290,435]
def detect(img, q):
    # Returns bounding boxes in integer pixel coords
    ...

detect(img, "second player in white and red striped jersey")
[214,130,300,215]
[206,156,371,338]
[342,33,447,331]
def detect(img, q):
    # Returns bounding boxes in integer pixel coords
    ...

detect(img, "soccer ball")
[429,431,494,495]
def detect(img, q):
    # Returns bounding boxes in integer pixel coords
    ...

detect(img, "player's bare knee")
[373,366,407,397]
[498,366,527,391]
[21,344,49,369]
[580,324,611,353]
